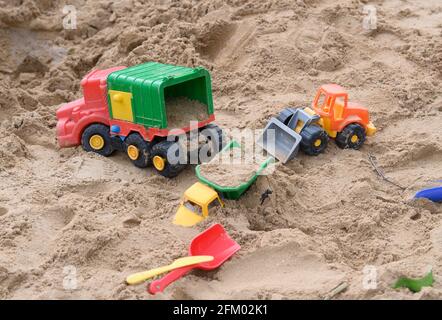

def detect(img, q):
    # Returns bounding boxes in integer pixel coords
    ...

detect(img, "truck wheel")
[81,124,114,157]
[125,133,151,168]
[199,124,224,163]
[151,141,186,178]
[336,123,366,150]
[300,124,328,156]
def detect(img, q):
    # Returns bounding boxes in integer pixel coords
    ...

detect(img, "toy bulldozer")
[258,107,328,163]
[258,84,376,163]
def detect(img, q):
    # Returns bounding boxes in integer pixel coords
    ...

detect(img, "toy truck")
[56,62,223,178]
[258,84,376,163]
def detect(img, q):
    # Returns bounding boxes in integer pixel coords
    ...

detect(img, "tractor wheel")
[335,123,366,150]
[125,133,151,168]
[300,124,329,156]
[81,124,114,157]
[198,123,225,163]
[151,141,186,178]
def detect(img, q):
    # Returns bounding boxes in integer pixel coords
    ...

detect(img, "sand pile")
[200,148,259,187]
[198,142,268,187]
[199,163,257,188]
[0,0,442,300]
[165,97,208,129]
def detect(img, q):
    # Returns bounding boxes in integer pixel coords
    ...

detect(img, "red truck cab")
[56,66,126,147]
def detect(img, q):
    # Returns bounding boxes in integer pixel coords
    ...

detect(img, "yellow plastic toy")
[126,255,214,285]
[173,182,224,227]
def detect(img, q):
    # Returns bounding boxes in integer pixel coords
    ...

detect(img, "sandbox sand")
[165,97,208,129]
[199,162,258,188]
[199,144,265,187]
[200,154,259,187]
[0,0,442,300]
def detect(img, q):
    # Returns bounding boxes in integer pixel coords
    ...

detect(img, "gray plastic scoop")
[257,117,302,164]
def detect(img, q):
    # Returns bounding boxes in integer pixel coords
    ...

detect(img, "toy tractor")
[258,84,376,163]
[312,84,376,149]
[56,62,224,178]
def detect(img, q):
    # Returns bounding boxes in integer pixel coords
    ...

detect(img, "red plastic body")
[108,114,215,143]
[56,66,126,148]
[148,224,240,294]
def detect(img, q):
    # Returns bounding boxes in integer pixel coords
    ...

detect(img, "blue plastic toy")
[415,186,442,203]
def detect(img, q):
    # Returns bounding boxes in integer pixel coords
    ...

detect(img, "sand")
[0,0,442,300]
[199,163,258,188]
[165,96,208,129]
[198,143,267,187]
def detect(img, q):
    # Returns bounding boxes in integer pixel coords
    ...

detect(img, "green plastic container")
[106,62,214,129]
[195,140,274,200]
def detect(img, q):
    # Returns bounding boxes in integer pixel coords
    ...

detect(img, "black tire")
[150,140,186,178]
[125,133,151,168]
[300,124,329,156]
[335,123,366,150]
[81,124,114,157]
[198,123,225,163]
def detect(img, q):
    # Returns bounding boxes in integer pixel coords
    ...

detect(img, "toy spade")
[126,255,214,285]
[415,186,442,203]
[148,224,240,294]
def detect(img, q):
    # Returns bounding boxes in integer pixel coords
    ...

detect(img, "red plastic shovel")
[148,224,240,294]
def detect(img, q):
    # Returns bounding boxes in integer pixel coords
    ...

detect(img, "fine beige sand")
[198,144,265,188]
[165,97,208,129]
[199,162,258,188]
[0,0,442,299]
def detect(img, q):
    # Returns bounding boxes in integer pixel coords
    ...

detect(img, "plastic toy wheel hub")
[153,156,166,171]
[127,145,139,160]
[89,135,105,150]
[314,139,322,147]
[351,134,359,143]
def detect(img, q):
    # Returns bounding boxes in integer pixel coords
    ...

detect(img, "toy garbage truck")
[56,62,223,178]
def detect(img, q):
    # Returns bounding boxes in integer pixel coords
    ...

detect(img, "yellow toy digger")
[173,182,224,227]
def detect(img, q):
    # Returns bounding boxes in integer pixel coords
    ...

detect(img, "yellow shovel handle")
[126,265,175,285]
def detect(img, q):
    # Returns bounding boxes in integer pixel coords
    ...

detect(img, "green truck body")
[106,62,214,129]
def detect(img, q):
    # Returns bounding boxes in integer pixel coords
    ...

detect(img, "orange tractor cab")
[312,84,376,149]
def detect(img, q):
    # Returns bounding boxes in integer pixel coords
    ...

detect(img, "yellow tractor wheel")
[350,134,359,144]
[300,125,329,156]
[335,124,366,150]
[314,139,322,147]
